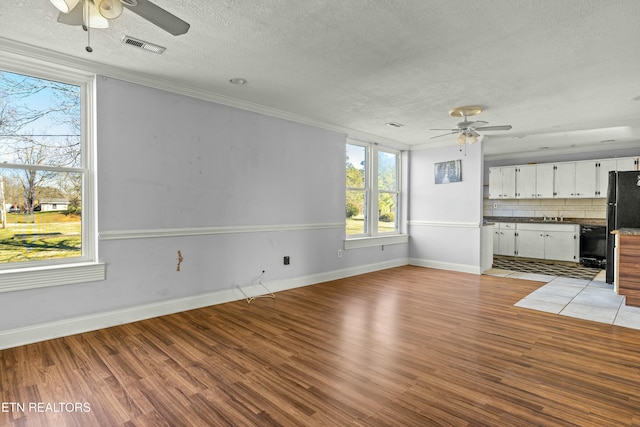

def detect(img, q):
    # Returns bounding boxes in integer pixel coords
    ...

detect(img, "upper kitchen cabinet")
[514,164,554,199]
[615,157,639,171]
[598,159,618,196]
[555,160,598,198]
[515,165,536,199]
[553,162,576,198]
[596,157,638,197]
[574,160,598,198]
[536,163,555,198]
[488,156,639,200]
[488,166,516,199]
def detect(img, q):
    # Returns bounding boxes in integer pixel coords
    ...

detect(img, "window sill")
[344,234,409,250]
[0,262,106,293]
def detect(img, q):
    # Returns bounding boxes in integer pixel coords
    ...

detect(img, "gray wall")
[408,142,485,272]
[0,77,408,337]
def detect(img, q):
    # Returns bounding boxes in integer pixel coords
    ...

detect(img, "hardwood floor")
[2,265,640,426]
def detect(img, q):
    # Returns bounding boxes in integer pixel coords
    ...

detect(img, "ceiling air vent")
[122,36,166,54]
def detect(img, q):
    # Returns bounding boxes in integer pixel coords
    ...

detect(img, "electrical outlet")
[283,256,290,265]
[493,202,498,208]
[337,249,343,258]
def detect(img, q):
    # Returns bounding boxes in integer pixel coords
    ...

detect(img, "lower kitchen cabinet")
[493,222,579,262]
[493,223,516,256]
[544,230,579,262]
[515,229,545,259]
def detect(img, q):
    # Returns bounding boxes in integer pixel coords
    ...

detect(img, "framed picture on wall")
[434,160,462,184]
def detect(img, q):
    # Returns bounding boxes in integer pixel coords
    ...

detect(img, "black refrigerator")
[605,170,640,283]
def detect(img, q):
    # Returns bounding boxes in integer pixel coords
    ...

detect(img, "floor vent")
[121,36,166,54]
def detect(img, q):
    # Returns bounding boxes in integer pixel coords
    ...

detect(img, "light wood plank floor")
[2,266,640,426]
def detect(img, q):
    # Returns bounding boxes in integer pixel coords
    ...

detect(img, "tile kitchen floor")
[484,268,640,330]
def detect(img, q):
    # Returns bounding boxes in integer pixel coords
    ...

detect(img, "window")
[346,143,368,236]
[346,141,401,239]
[0,57,103,292]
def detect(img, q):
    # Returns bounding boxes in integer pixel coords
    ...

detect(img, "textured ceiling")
[1,1,640,159]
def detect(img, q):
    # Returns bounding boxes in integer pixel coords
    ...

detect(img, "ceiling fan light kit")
[430,105,512,149]
[50,0,80,14]
[49,0,190,52]
[457,131,479,145]
[84,1,109,29]
[97,0,124,19]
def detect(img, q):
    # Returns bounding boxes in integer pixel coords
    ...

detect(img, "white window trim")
[0,51,105,292]
[375,146,401,236]
[346,139,404,246]
[344,233,409,249]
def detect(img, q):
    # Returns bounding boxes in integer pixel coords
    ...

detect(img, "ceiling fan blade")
[429,128,458,131]
[475,125,512,131]
[430,131,459,139]
[469,120,488,127]
[57,3,83,26]
[123,0,190,35]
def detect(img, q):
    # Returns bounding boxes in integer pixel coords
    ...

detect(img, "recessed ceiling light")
[539,146,550,150]
[600,139,616,143]
[229,78,247,85]
[386,122,404,128]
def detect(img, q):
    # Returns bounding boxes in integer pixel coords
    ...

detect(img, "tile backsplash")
[483,198,606,220]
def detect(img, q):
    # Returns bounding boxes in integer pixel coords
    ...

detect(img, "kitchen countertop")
[484,217,606,226]
[612,228,640,236]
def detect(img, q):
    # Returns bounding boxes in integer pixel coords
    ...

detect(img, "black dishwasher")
[579,225,607,268]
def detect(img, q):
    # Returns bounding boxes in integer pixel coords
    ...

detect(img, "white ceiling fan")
[50,0,190,47]
[430,106,512,145]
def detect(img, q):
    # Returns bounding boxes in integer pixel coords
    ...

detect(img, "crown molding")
[0,36,408,150]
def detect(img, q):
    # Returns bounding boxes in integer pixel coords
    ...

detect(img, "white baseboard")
[409,258,481,275]
[0,258,409,350]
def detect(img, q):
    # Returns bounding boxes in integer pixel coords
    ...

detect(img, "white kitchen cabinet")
[597,159,617,197]
[616,157,638,171]
[516,229,545,259]
[554,163,576,198]
[516,223,579,262]
[596,158,638,197]
[494,222,579,262]
[515,165,537,199]
[489,156,638,200]
[493,223,516,256]
[552,161,597,198]
[488,167,516,199]
[535,163,555,198]
[574,160,598,198]
[544,230,579,262]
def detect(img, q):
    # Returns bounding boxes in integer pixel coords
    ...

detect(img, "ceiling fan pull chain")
[84,0,93,52]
